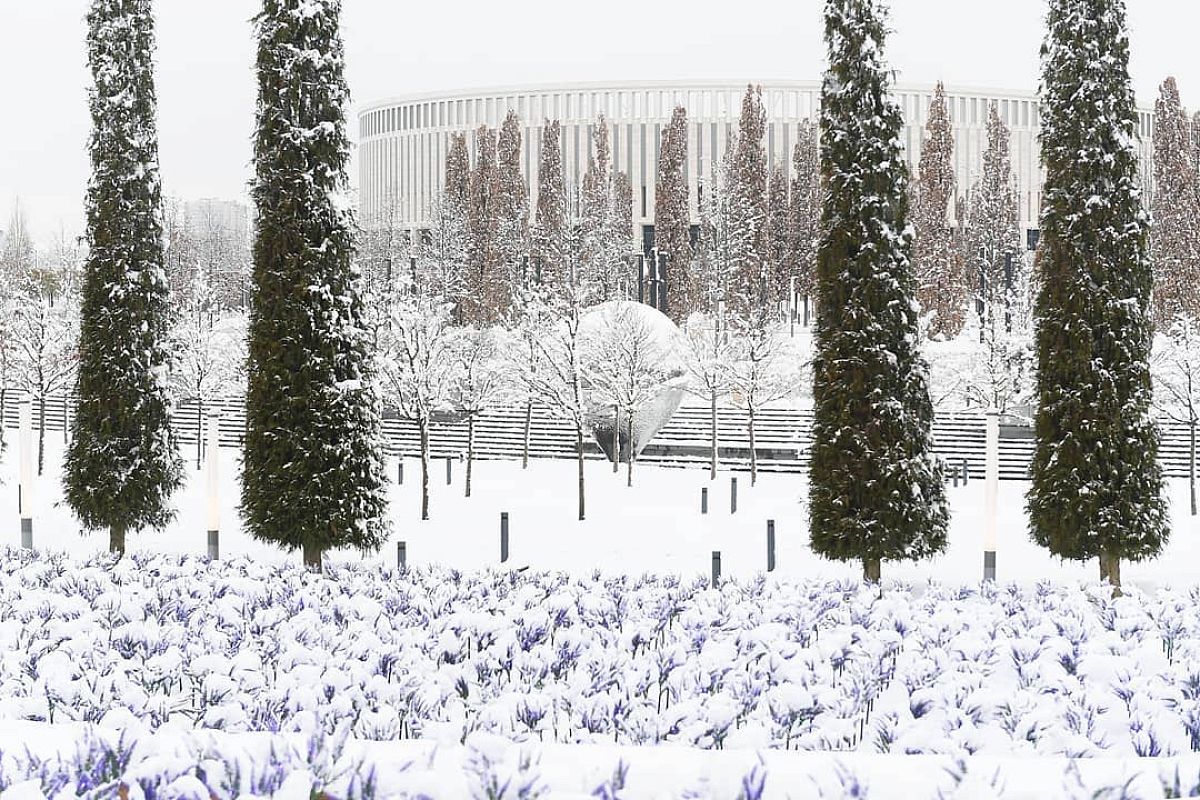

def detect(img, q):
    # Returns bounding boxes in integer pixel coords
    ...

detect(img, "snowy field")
[2,439,1198,588]
[3,443,1200,798]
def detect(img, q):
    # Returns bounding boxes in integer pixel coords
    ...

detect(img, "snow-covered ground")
[2,439,1197,588]
[3,442,1200,799]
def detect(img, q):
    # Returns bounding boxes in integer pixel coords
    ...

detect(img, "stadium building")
[356,80,1155,252]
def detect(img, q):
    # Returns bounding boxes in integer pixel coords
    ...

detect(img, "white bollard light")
[983,410,1000,580]
[206,414,221,559]
[18,400,33,549]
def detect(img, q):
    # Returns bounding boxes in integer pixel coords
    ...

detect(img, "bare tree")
[512,279,591,519]
[13,289,78,474]
[681,312,737,479]
[581,302,682,487]
[1153,315,1200,516]
[448,326,509,497]
[377,286,459,520]
[728,313,799,485]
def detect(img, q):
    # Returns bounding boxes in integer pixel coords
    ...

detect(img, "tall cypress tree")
[243,0,388,571]
[912,82,966,340]
[466,126,502,324]
[1150,78,1200,325]
[655,106,694,323]
[728,85,768,321]
[789,120,821,312]
[808,0,948,583]
[66,0,183,555]
[532,120,568,287]
[496,111,529,304]
[1029,0,1166,594]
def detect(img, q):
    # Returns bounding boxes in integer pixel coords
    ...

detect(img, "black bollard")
[767,520,776,573]
[446,456,453,485]
[983,550,996,582]
[500,512,510,563]
[730,477,738,514]
[397,540,407,570]
[961,459,969,484]
[711,550,721,589]
[398,459,404,484]
[701,487,708,514]
[207,529,219,560]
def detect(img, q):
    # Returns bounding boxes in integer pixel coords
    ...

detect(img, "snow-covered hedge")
[3,548,1200,796]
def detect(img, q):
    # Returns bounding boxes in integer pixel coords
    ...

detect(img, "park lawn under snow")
[3,442,1200,798]
[1,439,1198,588]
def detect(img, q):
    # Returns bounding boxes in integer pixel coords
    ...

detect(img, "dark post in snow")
[767,519,776,572]
[730,476,738,514]
[983,550,996,582]
[701,486,708,514]
[445,455,453,485]
[500,512,510,563]
[397,458,404,484]
[711,550,721,589]
[19,400,33,549]
[397,540,407,570]
[961,459,969,484]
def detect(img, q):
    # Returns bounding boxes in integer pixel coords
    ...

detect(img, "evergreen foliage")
[789,120,821,309]
[727,85,769,321]
[966,103,1022,315]
[532,120,569,287]
[766,164,790,306]
[912,82,967,340]
[655,107,695,323]
[65,0,184,553]
[1028,0,1167,591]
[242,0,389,569]
[497,111,530,302]
[808,0,949,582]
[466,126,503,325]
[1150,77,1200,324]
[420,132,471,308]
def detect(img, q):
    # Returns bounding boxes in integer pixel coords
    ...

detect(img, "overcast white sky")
[2,0,1198,244]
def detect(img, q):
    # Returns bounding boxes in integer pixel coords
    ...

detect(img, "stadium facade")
[356,80,1155,251]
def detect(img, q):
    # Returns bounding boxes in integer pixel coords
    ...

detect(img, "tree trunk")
[612,405,620,474]
[748,406,758,487]
[1105,549,1122,598]
[465,415,475,498]
[522,400,532,469]
[419,416,431,521]
[302,540,323,572]
[626,407,634,488]
[37,393,46,476]
[1190,419,1196,517]
[710,389,719,480]
[576,425,586,521]
[109,524,126,557]
[863,557,881,583]
[1099,551,1110,584]
[196,396,204,470]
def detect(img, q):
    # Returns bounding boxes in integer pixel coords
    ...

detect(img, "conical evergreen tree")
[497,111,529,303]
[912,82,967,340]
[243,0,388,571]
[728,85,768,321]
[1029,0,1167,594]
[466,126,502,324]
[532,120,568,287]
[655,106,694,322]
[65,0,183,555]
[808,0,949,583]
[1150,78,1200,324]
[789,120,821,311]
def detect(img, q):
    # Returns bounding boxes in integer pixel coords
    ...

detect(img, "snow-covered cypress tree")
[966,103,1022,316]
[420,132,470,307]
[767,164,790,306]
[65,0,183,555]
[532,120,568,287]
[789,120,821,313]
[467,125,502,325]
[912,82,967,340]
[655,106,694,322]
[611,169,635,297]
[242,0,389,570]
[497,111,529,303]
[1029,0,1167,594]
[727,85,768,322]
[808,0,948,583]
[1150,77,1200,325]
